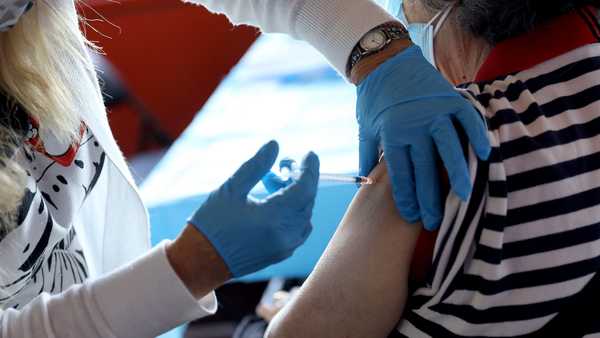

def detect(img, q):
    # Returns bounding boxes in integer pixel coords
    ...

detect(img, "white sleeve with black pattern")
[0,241,217,338]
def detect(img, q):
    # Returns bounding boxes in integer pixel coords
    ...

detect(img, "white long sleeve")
[0,241,217,338]
[184,0,396,76]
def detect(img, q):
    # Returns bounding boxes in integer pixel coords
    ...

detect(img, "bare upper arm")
[266,162,422,338]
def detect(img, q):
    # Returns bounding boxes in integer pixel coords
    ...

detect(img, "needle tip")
[359,176,375,185]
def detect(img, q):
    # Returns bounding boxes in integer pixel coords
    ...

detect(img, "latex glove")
[188,141,320,277]
[357,45,490,230]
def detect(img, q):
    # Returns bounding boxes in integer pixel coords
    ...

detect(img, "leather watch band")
[346,23,410,77]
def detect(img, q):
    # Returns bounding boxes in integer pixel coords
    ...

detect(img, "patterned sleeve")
[0,242,217,338]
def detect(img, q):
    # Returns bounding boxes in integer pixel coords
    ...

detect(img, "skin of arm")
[265,162,422,338]
[166,224,231,299]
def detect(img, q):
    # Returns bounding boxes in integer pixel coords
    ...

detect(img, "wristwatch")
[346,23,410,77]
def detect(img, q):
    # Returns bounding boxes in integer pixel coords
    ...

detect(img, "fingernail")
[258,140,278,159]
[424,218,442,231]
[303,152,319,169]
[478,144,492,161]
[265,140,278,151]
[456,183,472,201]
[449,170,472,201]
[400,209,420,224]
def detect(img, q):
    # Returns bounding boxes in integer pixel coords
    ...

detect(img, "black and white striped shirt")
[396,34,600,338]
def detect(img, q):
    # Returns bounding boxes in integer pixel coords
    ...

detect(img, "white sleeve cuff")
[294,0,397,76]
[91,241,217,338]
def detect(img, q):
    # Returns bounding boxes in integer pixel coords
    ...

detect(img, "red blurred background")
[82,0,258,158]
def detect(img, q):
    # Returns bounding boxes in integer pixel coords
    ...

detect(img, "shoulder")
[458,43,600,128]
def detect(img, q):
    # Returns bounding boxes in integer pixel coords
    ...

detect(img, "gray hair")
[422,0,600,44]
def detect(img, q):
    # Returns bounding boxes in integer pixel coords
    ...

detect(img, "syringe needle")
[279,158,374,186]
[319,173,374,185]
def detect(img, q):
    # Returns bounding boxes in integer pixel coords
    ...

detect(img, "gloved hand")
[357,45,490,231]
[188,141,320,277]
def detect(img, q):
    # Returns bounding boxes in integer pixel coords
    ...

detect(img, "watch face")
[360,30,387,51]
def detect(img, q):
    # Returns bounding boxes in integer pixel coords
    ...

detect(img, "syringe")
[280,158,374,186]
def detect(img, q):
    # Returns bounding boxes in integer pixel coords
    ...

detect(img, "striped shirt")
[396,11,600,338]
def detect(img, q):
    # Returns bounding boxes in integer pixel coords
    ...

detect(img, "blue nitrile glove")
[357,45,490,231]
[188,141,320,277]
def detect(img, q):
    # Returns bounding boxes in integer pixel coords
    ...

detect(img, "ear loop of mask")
[396,2,452,27]
[395,2,454,67]
[427,4,454,64]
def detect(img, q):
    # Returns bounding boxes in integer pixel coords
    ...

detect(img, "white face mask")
[0,0,34,32]
[395,1,453,68]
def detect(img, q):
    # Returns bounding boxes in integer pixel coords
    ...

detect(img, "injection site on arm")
[266,163,421,338]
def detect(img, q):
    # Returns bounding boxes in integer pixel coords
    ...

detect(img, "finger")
[285,151,320,204]
[383,144,420,223]
[297,221,313,246]
[410,145,443,231]
[261,171,292,194]
[289,220,313,249]
[431,118,472,201]
[272,151,320,207]
[455,106,491,160]
[359,138,380,177]
[281,199,315,250]
[226,140,279,196]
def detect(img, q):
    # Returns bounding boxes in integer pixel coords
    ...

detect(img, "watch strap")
[347,23,410,77]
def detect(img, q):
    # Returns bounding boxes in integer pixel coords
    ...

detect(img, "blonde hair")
[0,0,95,235]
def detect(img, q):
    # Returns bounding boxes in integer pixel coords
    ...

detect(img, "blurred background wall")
[82,0,258,158]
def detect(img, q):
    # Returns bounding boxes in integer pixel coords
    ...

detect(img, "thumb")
[225,140,279,196]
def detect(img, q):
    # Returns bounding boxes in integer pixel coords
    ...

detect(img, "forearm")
[1,241,217,338]
[183,0,398,75]
[266,165,421,338]
[166,224,231,299]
